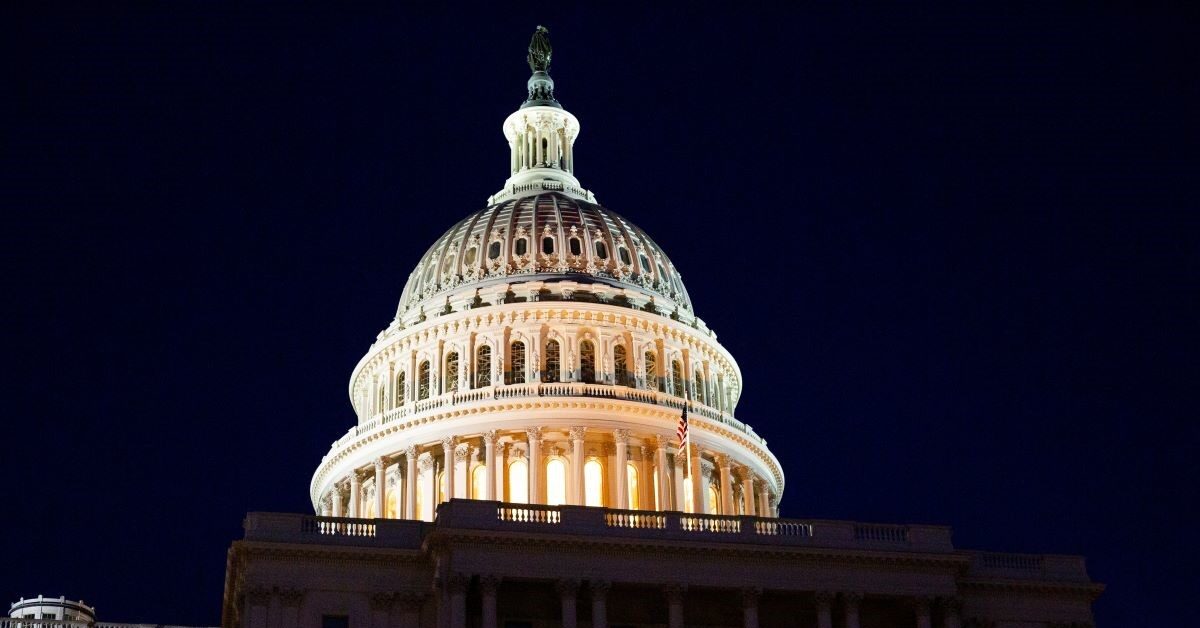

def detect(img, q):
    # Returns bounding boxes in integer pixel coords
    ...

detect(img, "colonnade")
[429,577,963,628]
[321,427,779,521]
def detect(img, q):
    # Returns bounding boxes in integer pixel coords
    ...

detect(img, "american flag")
[676,400,689,448]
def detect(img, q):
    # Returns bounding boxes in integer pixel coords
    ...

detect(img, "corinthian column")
[742,588,761,628]
[913,598,932,628]
[689,447,704,514]
[350,472,362,517]
[663,585,686,628]
[483,431,498,500]
[480,576,501,628]
[814,592,833,628]
[441,437,456,504]
[613,429,630,509]
[569,427,586,505]
[374,458,387,518]
[404,445,418,519]
[717,455,733,515]
[556,579,579,628]
[589,580,610,628]
[672,451,686,512]
[655,439,671,510]
[843,592,862,628]
[526,427,542,503]
[741,471,756,517]
[331,485,343,518]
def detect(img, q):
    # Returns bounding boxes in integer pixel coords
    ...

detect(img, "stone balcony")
[240,500,1093,584]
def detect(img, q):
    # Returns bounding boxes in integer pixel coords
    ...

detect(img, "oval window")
[618,247,632,265]
[542,236,555,255]
[639,254,651,271]
[515,238,528,256]
[569,238,582,256]
[464,247,477,266]
[488,241,501,260]
[442,256,455,274]
[594,241,608,259]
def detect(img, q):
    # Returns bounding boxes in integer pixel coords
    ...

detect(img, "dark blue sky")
[5,4,1196,627]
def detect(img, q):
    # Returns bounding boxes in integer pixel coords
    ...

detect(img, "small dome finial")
[527,25,552,72]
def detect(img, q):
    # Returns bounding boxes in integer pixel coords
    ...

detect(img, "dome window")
[444,352,459,393]
[580,340,596,383]
[417,361,431,400]
[569,237,582,257]
[543,339,561,382]
[594,241,609,259]
[639,254,651,272]
[441,256,455,275]
[542,236,555,255]
[515,238,529,256]
[464,247,478,267]
[618,247,632,265]
[475,345,492,388]
[488,241,501,260]
[508,341,526,384]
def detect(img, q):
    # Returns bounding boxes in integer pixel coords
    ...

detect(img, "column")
[495,442,508,501]
[689,446,704,514]
[756,481,770,518]
[672,451,686,512]
[718,455,734,515]
[441,437,456,504]
[941,597,962,628]
[614,429,630,509]
[350,472,362,517]
[453,444,469,498]
[480,576,501,628]
[447,574,468,628]
[320,497,331,517]
[814,592,833,628]
[483,431,498,500]
[589,581,610,628]
[663,585,686,628]
[419,453,436,521]
[331,485,343,517]
[639,445,654,509]
[526,427,542,503]
[914,598,932,628]
[556,579,579,628]
[843,592,862,628]
[741,472,756,517]
[387,362,396,410]
[405,445,418,519]
[655,440,671,510]
[742,588,761,628]
[374,458,387,519]
[569,427,586,505]
[397,594,424,628]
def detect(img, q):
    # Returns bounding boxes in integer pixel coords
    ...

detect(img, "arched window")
[594,240,609,259]
[546,459,567,506]
[736,489,745,515]
[508,459,529,504]
[671,360,684,397]
[472,465,487,499]
[657,263,668,282]
[639,253,651,272]
[707,485,720,515]
[614,345,630,387]
[395,372,406,406]
[694,370,705,405]
[476,345,492,388]
[386,490,399,518]
[488,241,501,260]
[618,247,632,265]
[626,463,639,510]
[580,340,596,383]
[444,352,459,393]
[645,351,659,391]
[568,237,582,257]
[542,236,555,255]
[418,361,431,400]
[544,339,561,383]
[364,488,377,518]
[376,385,385,414]
[584,459,604,507]
[515,238,529,256]
[508,341,526,384]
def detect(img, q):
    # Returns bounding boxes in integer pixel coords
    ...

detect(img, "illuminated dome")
[396,194,693,320]
[312,27,782,523]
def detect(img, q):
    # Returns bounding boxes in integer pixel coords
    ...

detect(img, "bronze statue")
[527,25,552,73]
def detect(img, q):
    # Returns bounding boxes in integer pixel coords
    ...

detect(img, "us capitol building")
[220,27,1103,628]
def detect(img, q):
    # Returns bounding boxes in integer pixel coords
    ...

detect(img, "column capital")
[716,454,732,469]
[441,436,457,451]
[479,574,502,594]
[640,445,653,458]
[589,580,611,600]
[555,578,580,597]
[741,587,762,608]
[662,584,687,604]
[526,426,543,440]
[613,428,630,445]
[568,426,587,441]
[374,457,387,471]
[673,452,687,469]
[404,444,419,459]
[350,472,362,486]
[454,443,471,462]
[482,430,499,445]
[418,451,435,472]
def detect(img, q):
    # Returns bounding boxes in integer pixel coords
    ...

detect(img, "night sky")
[5,5,1196,627]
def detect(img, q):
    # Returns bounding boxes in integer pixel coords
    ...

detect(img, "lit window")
[464,246,477,266]
[671,360,684,397]
[626,463,639,510]
[488,241,501,260]
[386,492,399,518]
[438,471,445,503]
[544,339,561,382]
[683,476,693,513]
[508,459,528,503]
[395,372,406,406]
[707,485,720,515]
[614,345,630,386]
[472,465,487,499]
[645,351,658,390]
[546,459,567,506]
[418,361,430,400]
[445,352,459,393]
[584,459,604,506]
[509,341,526,384]
[476,345,492,388]
[694,371,705,404]
[580,340,596,383]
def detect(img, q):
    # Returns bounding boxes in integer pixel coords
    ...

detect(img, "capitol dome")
[311,28,783,523]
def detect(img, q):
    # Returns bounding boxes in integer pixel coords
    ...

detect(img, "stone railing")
[243,512,426,548]
[965,551,1092,582]
[333,382,764,450]
[0,622,205,628]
